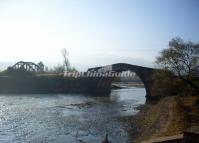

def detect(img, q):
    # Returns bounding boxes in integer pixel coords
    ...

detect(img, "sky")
[0,0,199,70]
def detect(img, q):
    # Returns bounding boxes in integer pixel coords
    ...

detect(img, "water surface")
[0,87,145,143]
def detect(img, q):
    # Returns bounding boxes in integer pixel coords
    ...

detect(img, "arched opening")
[88,63,155,98]
[112,71,145,89]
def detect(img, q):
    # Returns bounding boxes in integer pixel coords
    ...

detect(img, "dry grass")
[135,95,199,143]
[120,95,199,143]
[151,96,199,137]
[134,97,172,142]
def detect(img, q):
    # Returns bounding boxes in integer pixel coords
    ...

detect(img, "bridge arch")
[88,63,156,98]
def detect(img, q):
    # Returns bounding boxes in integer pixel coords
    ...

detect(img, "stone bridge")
[88,63,156,99]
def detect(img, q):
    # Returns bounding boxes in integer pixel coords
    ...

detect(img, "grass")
[153,95,199,137]
[133,95,199,143]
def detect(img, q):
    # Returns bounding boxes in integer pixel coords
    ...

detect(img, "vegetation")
[47,48,77,73]
[37,61,45,71]
[49,64,65,73]
[61,48,70,71]
[154,37,199,96]
[5,66,34,76]
[147,37,199,142]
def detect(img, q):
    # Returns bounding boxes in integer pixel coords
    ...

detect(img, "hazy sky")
[0,0,199,70]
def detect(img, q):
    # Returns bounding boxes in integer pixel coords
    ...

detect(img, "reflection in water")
[0,87,145,143]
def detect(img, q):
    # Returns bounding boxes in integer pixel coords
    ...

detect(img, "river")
[0,87,146,143]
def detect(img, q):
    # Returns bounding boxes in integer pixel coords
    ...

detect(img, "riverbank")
[0,75,113,94]
[118,95,199,143]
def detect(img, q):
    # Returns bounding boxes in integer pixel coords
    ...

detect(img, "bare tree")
[156,37,199,94]
[61,48,70,71]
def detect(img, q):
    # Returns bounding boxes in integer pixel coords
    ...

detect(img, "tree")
[37,61,44,72]
[61,48,70,71]
[52,64,65,73]
[156,37,199,94]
